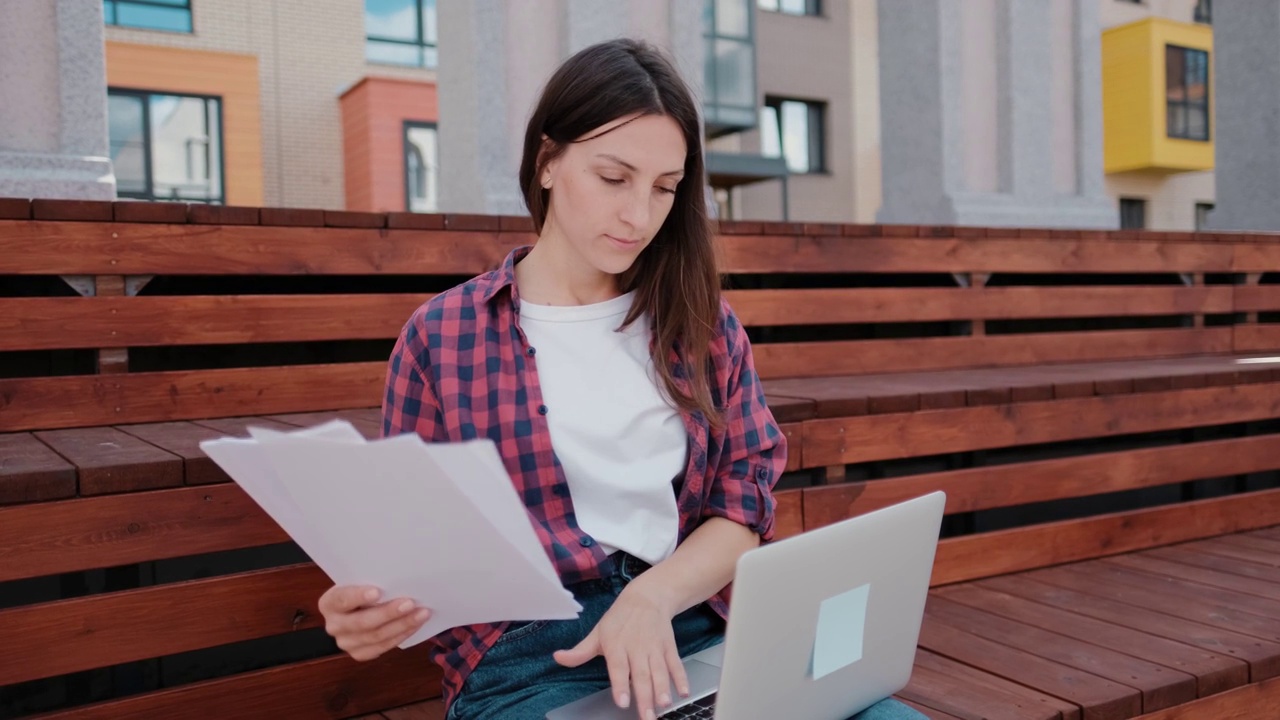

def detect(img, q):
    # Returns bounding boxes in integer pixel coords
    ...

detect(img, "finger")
[665,642,690,698]
[603,646,632,710]
[319,585,380,616]
[553,630,600,669]
[629,651,655,720]
[354,614,430,661]
[328,596,417,639]
[367,605,431,647]
[650,651,673,710]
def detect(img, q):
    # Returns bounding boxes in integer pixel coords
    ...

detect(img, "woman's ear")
[538,135,560,189]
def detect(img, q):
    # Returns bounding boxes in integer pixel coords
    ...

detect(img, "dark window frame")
[104,0,194,33]
[762,96,827,174]
[1166,44,1211,142]
[1120,197,1147,230]
[703,0,759,135]
[365,0,438,69]
[403,120,439,213]
[108,86,226,205]
[1193,0,1212,24]
[1195,201,1214,231]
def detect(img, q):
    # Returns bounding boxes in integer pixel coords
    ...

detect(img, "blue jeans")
[446,553,926,720]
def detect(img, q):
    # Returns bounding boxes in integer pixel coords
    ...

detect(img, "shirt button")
[538,405,548,415]
[527,347,536,356]
[579,536,595,547]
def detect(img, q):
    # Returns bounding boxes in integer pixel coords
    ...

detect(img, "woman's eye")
[600,176,625,185]
[657,186,677,195]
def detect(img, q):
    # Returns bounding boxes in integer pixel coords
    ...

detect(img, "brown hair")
[518,39,724,428]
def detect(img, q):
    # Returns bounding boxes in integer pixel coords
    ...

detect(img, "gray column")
[435,0,703,216]
[1204,0,1280,231]
[0,0,115,200]
[877,0,1113,228]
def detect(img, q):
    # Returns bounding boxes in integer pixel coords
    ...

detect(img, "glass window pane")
[713,39,754,108]
[365,0,418,41]
[1188,105,1208,140]
[759,106,781,158]
[108,93,147,196]
[114,3,192,31]
[1166,46,1186,100]
[781,100,810,173]
[715,0,750,38]
[420,0,437,44]
[1168,103,1188,138]
[780,0,807,14]
[205,99,224,201]
[366,39,423,67]
[758,0,780,11]
[104,1,117,25]
[405,125,438,213]
[149,95,217,201]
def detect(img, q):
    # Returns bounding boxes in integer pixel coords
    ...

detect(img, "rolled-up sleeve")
[703,302,787,542]
[381,312,448,442]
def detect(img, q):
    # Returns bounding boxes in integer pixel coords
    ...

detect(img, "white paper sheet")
[200,421,582,649]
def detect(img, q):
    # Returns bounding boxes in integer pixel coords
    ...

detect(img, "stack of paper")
[199,420,582,648]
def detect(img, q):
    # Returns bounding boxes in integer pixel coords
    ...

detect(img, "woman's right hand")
[318,585,432,661]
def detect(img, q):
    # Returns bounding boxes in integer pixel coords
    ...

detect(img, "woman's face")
[540,113,688,278]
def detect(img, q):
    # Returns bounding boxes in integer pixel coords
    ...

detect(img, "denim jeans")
[446,553,927,720]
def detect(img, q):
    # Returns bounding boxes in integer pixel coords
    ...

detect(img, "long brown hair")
[518,39,724,429]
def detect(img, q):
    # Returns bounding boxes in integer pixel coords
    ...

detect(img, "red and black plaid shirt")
[381,245,787,710]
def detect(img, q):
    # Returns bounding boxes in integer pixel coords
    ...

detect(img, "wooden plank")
[115,421,231,485]
[979,575,1280,683]
[802,434,1280,526]
[0,294,432,351]
[1233,326,1280,353]
[899,649,1075,720]
[1212,532,1280,555]
[1028,563,1280,643]
[266,409,383,438]
[0,362,385,432]
[780,423,802,473]
[1143,544,1280,584]
[752,328,1233,379]
[0,563,329,685]
[935,583,1248,698]
[917,614,1141,719]
[382,701,447,720]
[0,485,286,583]
[1129,674,1280,720]
[1232,285,1280,312]
[895,698,966,720]
[1178,537,1280,569]
[1232,242,1280,273]
[33,426,183,495]
[774,489,803,539]
[803,382,1280,466]
[1102,553,1280,601]
[930,488,1280,586]
[722,286,1231,326]
[0,432,77,504]
[0,220,522,275]
[718,235,1233,274]
[32,646,440,720]
[924,595,1196,712]
[192,415,299,436]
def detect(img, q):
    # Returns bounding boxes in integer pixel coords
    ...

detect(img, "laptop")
[546,490,946,720]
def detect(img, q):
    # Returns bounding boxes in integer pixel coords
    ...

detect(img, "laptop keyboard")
[658,693,717,719]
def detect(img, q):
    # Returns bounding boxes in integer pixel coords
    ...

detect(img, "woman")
[318,39,925,720]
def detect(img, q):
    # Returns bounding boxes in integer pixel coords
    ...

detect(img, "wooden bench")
[1,198,1278,719]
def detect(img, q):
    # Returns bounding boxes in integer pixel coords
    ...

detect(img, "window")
[758,0,821,16]
[404,122,439,213]
[1194,0,1212,24]
[103,0,192,32]
[761,97,825,174]
[1195,202,1214,230]
[703,0,757,134]
[108,89,224,203]
[366,0,437,68]
[1166,45,1210,141]
[1119,198,1146,229]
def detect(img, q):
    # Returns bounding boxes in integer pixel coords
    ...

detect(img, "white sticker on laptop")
[811,583,870,680]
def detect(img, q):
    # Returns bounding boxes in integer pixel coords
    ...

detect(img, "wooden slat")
[1214,533,1280,554]
[752,328,1233,379]
[0,485,286,583]
[0,432,77,504]
[382,700,447,719]
[1143,544,1280,584]
[774,489,803,539]
[1102,554,1280,601]
[1130,675,1280,720]
[761,394,816,423]
[1232,242,1280,273]
[115,421,231,485]
[802,433,1280,525]
[803,382,1280,466]
[0,294,432,351]
[1233,285,1280,312]
[724,286,1231,326]
[925,595,1196,712]
[929,488,1280,586]
[778,423,802,472]
[980,575,1280,683]
[917,614,1140,719]
[0,221,524,275]
[0,563,329,685]
[266,409,383,438]
[1233,325,1280,353]
[1177,536,1280,568]
[718,235,1234,274]
[900,649,1076,720]
[192,415,300,436]
[935,583,1248,698]
[33,426,183,495]
[31,647,439,720]
[0,362,384,432]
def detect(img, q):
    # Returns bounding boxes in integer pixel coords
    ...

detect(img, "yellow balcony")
[1102,17,1213,174]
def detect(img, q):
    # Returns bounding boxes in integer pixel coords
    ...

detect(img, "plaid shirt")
[381,245,786,710]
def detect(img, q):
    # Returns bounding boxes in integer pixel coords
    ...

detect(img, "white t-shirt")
[518,290,686,565]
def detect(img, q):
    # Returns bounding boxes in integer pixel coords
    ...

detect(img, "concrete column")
[435,0,703,215]
[1204,0,1280,231]
[0,0,115,200]
[877,0,1113,228]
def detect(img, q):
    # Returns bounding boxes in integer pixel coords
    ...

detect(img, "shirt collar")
[479,244,533,309]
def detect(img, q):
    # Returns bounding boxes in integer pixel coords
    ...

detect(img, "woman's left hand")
[552,580,690,720]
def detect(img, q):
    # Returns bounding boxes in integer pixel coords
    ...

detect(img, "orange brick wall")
[340,77,438,212]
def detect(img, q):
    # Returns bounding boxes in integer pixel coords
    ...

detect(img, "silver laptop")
[547,490,945,720]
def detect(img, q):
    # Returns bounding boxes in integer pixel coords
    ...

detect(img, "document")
[200,420,582,649]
